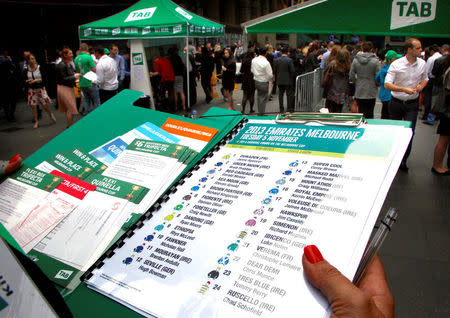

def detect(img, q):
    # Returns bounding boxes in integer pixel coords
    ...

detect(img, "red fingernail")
[9,154,22,163]
[304,245,324,264]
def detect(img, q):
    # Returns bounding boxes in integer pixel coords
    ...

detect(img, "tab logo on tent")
[132,53,143,66]
[142,26,151,35]
[125,7,157,23]
[390,0,436,30]
[175,7,192,20]
[84,28,92,37]
[54,270,73,280]
[173,25,182,34]
[112,27,121,36]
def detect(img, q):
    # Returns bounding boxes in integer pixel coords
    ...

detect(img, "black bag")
[235,72,243,84]
[349,82,355,96]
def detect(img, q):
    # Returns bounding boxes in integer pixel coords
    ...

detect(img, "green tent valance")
[243,0,450,38]
[79,0,225,40]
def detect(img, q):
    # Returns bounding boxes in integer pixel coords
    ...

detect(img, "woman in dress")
[324,48,352,113]
[24,54,56,128]
[431,54,450,175]
[55,48,81,128]
[168,47,186,113]
[221,48,236,110]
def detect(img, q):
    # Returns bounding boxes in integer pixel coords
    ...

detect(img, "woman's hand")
[303,245,394,318]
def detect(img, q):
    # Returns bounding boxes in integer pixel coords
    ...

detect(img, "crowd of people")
[148,37,449,176]
[0,43,130,128]
[1,38,449,175]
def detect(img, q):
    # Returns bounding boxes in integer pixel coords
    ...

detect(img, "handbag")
[349,82,355,96]
[321,66,334,98]
[431,66,450,115]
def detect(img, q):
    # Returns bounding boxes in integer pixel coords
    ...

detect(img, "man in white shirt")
[94,47,119,104]
[251,47,273,115]
[385,38,428,171]
[422,44,442,121]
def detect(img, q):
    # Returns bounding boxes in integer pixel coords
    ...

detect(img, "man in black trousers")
[274,46,296,113]
[199,43,214,104]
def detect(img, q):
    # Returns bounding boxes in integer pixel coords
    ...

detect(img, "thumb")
[302,245,380,317]
[303,245,359,305]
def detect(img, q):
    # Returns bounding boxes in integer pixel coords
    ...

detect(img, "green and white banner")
[79,0,225,39]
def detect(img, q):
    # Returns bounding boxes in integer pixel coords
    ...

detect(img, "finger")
[359,255,395,318]
[302,245,361,306]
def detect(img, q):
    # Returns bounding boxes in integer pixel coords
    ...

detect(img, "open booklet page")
[90,122,181,165]
[85,120,412,318]
[9,171,96,253]
[32,174,149,272]
[101,140,189,215]
[0,166,62,231]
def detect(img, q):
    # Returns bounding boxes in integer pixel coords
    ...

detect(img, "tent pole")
[186,36,190,112]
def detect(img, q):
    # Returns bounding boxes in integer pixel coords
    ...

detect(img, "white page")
[8,172,95,253]
[0,167,62,231]
[83,71,97,82]
[35,192,130,270]
[34,174,149,271]
[102,140,187,215]
[0,238,58,318]
[35,161,59,174]
[86,122,411,318]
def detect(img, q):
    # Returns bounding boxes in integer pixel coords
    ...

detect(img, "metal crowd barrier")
[294,68,324,112]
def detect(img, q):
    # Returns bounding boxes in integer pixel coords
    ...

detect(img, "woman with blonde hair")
[55,48,81,128]
[23,53,56,128]
[325,45,342,67]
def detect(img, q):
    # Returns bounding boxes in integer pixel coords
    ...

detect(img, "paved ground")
[1,83,449,317]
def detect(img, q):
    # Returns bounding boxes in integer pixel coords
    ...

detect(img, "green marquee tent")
[242,0,450,38]
[79,0,225,40]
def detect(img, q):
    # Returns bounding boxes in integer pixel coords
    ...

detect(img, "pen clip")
[353,208,398,286]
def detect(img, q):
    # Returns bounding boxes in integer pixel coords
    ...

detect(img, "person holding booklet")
[303,245,394,318]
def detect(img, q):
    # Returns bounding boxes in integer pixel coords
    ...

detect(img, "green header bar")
[11,165,62,192]
[84,173,149,204]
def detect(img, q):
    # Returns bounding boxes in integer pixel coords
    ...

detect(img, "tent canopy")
[79,0,224,40]
[243,0,450,38]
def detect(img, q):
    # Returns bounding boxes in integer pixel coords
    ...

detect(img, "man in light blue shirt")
[320,41,334,69]
[109,44,125,90]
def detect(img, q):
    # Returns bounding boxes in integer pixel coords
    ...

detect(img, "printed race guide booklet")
[101,139,193,215]
[9,170,95,253]
[0,166,63,232]
[90,122,181,165]
[29,173,149,289]
[83,120,412,318]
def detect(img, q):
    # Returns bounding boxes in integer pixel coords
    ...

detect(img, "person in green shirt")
[74,43,100,114]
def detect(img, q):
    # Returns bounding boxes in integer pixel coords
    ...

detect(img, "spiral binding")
[81,117,249,282]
